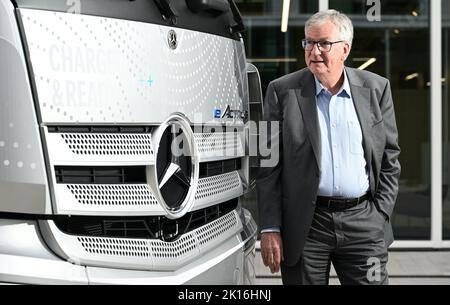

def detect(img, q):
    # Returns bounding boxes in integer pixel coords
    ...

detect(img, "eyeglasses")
[301,39,344,52]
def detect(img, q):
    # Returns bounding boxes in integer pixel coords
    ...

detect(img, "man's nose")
[312,43,322,56]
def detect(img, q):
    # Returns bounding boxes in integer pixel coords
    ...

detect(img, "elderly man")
[256,9,400,285]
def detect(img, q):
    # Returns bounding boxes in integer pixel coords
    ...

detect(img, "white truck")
[0,0,261,284]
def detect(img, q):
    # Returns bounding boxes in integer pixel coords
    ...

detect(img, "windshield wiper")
[186,0,230,15]
[227,0,245,34]
[152,0,178,24]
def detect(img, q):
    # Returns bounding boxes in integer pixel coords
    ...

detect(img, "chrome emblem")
[167,29,178,50]
[150,115,198,219]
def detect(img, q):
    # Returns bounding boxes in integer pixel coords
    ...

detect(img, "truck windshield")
[13,0,243,41]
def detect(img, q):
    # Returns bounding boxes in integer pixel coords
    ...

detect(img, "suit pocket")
[369,200,388,228]
[372,118,384,127]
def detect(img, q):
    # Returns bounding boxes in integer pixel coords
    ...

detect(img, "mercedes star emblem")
[150,114,198,219]
[167,29,178,50]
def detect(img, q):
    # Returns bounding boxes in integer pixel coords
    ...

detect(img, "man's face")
[304,21,350,78]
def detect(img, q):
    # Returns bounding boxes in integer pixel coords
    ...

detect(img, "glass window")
[332,0,432,240]
[241,26,306,94]
[234,0,279,16]
[239,1,431,240]
[443,0,450,239]
[330,0,428,16]
[235,0,318,16]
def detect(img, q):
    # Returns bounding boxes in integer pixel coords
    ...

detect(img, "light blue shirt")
[261,71,370,234]
[315,71,369,197]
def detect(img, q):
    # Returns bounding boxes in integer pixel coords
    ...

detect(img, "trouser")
[281,199,389,285]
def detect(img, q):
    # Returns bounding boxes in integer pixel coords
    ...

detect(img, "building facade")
[238,0,450,248]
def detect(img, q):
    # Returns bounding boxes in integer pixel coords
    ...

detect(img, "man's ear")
[342,42,351,61]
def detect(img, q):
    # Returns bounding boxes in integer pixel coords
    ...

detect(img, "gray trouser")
[281,199,389,285]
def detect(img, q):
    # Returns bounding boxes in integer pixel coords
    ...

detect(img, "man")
[256,9,400,285]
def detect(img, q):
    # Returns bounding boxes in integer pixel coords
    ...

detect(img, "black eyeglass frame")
[301,39,345,52]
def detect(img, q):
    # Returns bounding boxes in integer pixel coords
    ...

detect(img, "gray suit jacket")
[256,67,401,266]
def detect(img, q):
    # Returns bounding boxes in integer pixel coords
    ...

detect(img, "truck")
[0,0,261,284]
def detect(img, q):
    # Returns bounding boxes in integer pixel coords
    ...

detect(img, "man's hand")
[260,232,284,273]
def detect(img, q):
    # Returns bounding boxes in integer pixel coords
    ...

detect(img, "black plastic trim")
[199,158,241,178]
[54,166,147,184]
[52,198,238,240]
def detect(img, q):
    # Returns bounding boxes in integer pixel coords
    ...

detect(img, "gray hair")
[305,9,354,47]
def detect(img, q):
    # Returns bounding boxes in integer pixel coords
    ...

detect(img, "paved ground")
[254,250,450,285]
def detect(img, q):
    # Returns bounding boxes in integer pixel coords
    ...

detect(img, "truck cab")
[0,0,259,284]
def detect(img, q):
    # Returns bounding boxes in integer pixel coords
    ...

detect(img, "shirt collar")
[314,70,352,98]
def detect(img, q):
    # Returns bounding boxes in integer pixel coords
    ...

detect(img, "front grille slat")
[56,160,240,184]
[199,158,241,178]
[48,126,153,134]
[55,166,146,184]
[53,198,238,240]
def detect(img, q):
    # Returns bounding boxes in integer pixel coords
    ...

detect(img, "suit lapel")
[295,71,321,169]
[346,68,373,176]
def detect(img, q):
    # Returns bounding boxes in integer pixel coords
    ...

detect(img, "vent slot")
[58,133,153,156]
[77,237,151,258]
[195,171,241,200]
[199,158,241,178]
[150,233,198,260]
[64,184,158,207]
[191,125,243,132]
[55,166,146,184]
[53,199,238,239]
[194,131,241,154]
[63,217,160,239]
[188,199,236,231]
[196,212,237,246]
[48,126,152,133]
